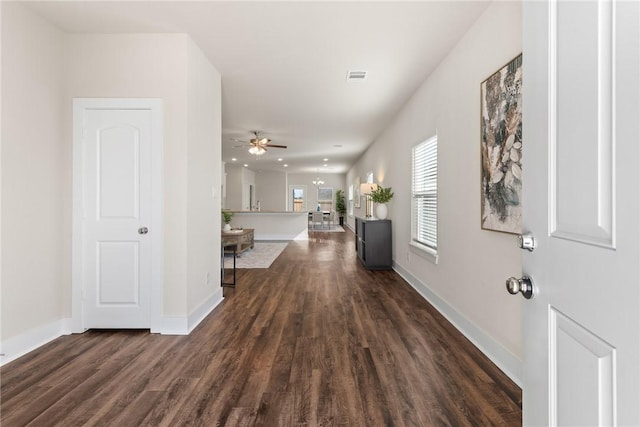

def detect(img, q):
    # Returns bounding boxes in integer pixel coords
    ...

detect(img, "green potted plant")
[335,189,346,226]
[221,210,234,231]
[369,186,394,219]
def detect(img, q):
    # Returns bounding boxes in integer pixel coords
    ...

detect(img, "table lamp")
[359,183,378,218]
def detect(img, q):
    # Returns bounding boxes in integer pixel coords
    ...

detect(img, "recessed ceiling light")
[323,164,328,167]
[277,158,283,162]
[323,158,328,162]
[244,164,248,167]
[231,158,237,161]
[284,164,288,167]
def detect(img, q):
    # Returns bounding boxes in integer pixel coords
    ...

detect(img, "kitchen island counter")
[226,211,308,240]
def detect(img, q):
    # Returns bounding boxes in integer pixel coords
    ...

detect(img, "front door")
[73,99,162,329]
[522,1,639,425]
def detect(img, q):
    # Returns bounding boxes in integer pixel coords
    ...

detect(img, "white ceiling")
[25,1,490,174]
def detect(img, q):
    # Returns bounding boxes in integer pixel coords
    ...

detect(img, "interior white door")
[79,105,154,329]
[522,1,639,425]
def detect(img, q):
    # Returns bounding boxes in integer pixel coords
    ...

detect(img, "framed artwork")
[317,187,333,202]
[480,54,523,234]
[354,176,361,208]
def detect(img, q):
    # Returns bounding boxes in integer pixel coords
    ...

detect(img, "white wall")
[1,4,224,359]
[67,34,224,322]
[225,164,244,210]
[287,173,346,211]
[255,170,287,211]
[0,1,3,347]
[223,164,259,211]
[221,161,227,208]
[347,1,523,382]
[242,168,256,210]
[185,39,222,315]
[65,33,191,317]
[226,168,341,213]
[1,2,66,340]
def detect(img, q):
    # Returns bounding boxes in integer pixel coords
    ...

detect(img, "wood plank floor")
[1,230,521,426]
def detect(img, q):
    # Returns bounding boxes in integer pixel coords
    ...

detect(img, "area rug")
[309,225,345,233]
[223,242,288,269]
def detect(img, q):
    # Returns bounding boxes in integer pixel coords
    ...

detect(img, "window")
[348,185,354,216]
[317,187,333,212]
[366,171,373,184]
[411,135,438,259]
[289,185,307,212]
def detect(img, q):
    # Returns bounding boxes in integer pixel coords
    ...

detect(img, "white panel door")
[79,106,154,329]
[522,1,639,425]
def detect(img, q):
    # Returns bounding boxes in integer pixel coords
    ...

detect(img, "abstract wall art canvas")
[317,187,333,202]
[481,54,523,234]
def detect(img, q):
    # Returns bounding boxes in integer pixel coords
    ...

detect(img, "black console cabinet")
[355,217,392,270]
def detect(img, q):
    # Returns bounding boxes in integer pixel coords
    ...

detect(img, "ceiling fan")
[231,131,287,156]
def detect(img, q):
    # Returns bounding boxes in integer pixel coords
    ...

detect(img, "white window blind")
[412,136,438,251]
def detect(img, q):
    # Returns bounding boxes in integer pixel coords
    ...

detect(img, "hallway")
[1,230,521,426]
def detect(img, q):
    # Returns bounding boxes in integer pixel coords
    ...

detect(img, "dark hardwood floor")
[1,229,521,426]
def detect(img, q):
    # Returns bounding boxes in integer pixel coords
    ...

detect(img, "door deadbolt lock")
[518,234,536,252]
[138,227,149,235]
[506,276,534,299]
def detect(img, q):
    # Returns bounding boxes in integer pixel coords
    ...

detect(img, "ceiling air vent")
[346,70,367,82]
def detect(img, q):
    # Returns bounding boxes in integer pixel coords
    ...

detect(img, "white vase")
[223,223,232,232]
[376,203,388,220]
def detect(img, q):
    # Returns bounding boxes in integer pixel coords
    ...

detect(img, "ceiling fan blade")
[230,138,248,143]
[265,144,287,149]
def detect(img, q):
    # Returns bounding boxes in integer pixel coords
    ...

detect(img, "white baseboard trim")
[188,288,224,333]
[155,288,224,335]
[1,290,225,363]
[0,318,72,366]
[155,315,189,335]
[392,261,523,387]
